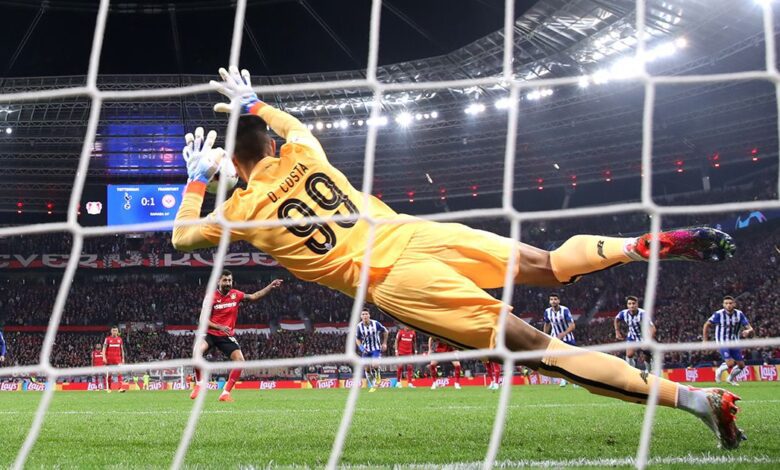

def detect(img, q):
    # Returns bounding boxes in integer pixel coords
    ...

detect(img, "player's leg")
[369,236,744,448]
[727,352,745,386]
[503,314,745,449]
[452,360,462,389]
[218,337,244,402]
[625,348,637,368]
[429,360,439,390]
[716,350,734,383]
[406,364,415,387]
[190,339,210,400]
[409,222,735,290]
[396,362,404,387]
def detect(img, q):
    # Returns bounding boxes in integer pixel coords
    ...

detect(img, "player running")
[356,309,388,392]
[703,296,754,386]
[173,66,744,449]
[102,326,125,393]
[543,293,576,387]
[189,270,283,402]
[394,324,417,388]
[428,337,462,390]
[615,296,655,373]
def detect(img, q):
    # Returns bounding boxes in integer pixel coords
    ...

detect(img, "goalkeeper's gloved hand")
[358,344,366,354]
[182,127,225,184]
[210,66,260,114]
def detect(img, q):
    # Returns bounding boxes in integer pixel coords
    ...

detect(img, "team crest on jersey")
[230,294,236,299]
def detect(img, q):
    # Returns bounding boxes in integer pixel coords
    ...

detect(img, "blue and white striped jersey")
[544,306,575,343]
[708,309,749,344]
[356,320,387,353]
[616,308,650,341]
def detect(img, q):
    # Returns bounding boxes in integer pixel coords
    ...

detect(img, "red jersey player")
[91,343,105,389]
[190,270,282,402]
[428,336,461,390]
[394,325,417,388]
[102,326,125,393]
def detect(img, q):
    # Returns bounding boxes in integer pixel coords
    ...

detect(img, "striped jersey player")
[543,293,576,387]
[543,293,576,345]
[614,296,655,371]
[703,296,754,386]
[355,310,388,391]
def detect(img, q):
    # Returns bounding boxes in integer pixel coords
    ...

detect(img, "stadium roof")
[0,0,777,218]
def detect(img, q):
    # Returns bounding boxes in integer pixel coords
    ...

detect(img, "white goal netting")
[1,0,780,469]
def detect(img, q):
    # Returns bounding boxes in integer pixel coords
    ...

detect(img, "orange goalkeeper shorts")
[367,221,517,350]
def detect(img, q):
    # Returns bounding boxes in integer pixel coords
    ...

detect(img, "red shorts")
[106,358,122,366]
[397,350,414,357]
[435,344,455,354]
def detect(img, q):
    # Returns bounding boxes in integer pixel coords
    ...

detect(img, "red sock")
[492,362,502,383]
[428,363,437,378]
[397,366,403,382]
[406,365,414,381]
[224,368,242,393]
[117,374,123,385]
[194,367,201,383]
[454,364,461,383]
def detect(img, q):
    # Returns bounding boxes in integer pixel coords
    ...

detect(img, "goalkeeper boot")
[700,388,746,450]
[189,384,201,400]
[629,227,736,262]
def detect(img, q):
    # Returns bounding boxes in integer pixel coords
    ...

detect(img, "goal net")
[1,0,779,469]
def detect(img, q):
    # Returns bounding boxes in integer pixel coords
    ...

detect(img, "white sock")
[728,366,743,382]
[676,385,710,419]
[716,363,729,380]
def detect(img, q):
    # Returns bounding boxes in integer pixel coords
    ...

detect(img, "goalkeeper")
[173,67,744,450]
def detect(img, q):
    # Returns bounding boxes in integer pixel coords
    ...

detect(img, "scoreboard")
[107,184,184,226]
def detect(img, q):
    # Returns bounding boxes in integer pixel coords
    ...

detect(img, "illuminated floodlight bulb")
[464,103,485,115]
[395,112,413,127]
[494,98,511,109]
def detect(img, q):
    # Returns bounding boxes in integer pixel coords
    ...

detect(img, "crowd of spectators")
[0,194,778,375]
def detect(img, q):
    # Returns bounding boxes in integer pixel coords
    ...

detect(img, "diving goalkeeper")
[173,67,744,450]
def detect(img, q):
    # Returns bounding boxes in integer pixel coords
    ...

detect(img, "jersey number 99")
[277,172,359,254]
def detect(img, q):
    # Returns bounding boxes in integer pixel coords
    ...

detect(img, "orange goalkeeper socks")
[539,338,678,407]
[549,235,636,284]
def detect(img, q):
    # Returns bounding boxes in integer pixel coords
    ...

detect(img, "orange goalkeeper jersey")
[175,104,417,296]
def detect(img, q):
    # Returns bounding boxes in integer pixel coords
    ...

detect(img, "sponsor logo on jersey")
[213,302,238,310]
[685,368,699,382]
[259,381,277,390]
[760,365,778,381]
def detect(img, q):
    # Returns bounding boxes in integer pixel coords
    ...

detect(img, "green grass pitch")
[1,382,779,468]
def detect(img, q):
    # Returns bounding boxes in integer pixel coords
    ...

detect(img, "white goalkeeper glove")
[182,127,225,184]
[210,66,261,114]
